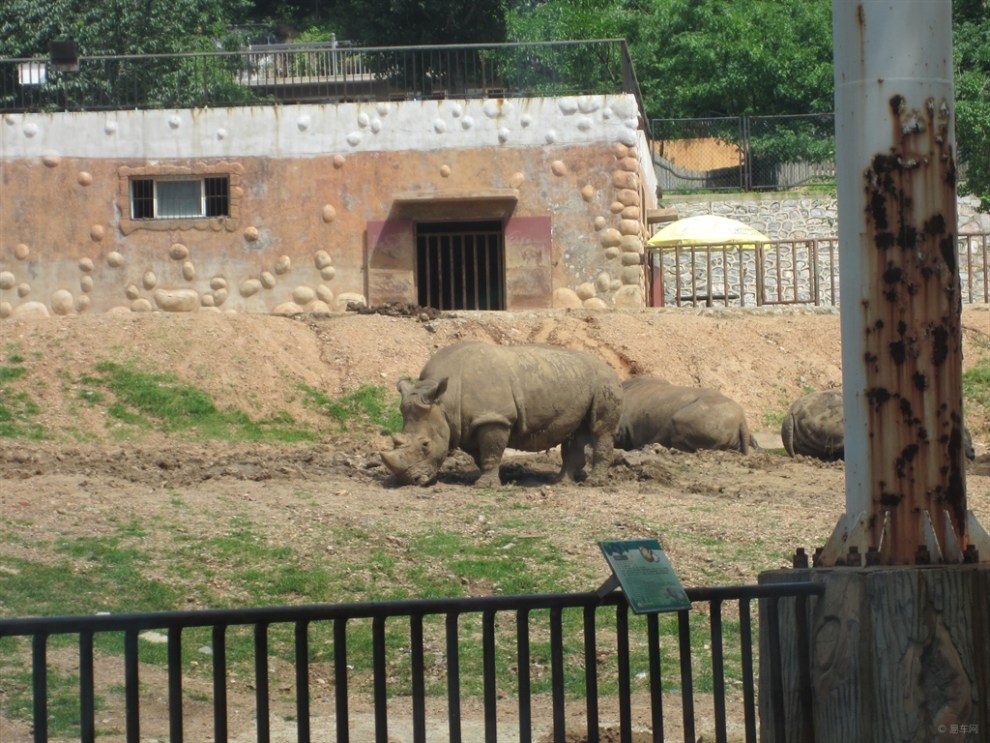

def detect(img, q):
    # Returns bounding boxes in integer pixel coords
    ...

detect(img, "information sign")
[598,538,691,614]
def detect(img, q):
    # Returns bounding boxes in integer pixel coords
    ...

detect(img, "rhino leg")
[559,434,589,482]
[588,432,615,483]
[471,423,510,488]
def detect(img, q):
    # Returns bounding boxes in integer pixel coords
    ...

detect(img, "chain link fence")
[652,114,836,193]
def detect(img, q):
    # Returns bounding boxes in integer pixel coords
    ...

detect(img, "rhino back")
[784,390,844,459]
[616,378,690,449]
[616,377,749,452]
[421,342,621,450]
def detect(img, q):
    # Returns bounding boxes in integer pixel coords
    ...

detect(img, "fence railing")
[0,582,822,743]
[648,232,990,308]
[0,40,640,113]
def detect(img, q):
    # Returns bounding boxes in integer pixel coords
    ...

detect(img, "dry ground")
[1,305,988,742]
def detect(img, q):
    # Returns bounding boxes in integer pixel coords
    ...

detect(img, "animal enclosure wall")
[0,96,657,318]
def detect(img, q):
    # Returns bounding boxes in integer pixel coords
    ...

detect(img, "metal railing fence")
[0,40,639,113]
[648,232,989,308]
[0,582,822,743]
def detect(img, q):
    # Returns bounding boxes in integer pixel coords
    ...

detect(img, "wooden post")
[759,566,990,742]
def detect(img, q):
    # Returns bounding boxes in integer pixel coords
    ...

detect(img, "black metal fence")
[648,232,990,308]
[0,582,821,743]
[0,40,641,113]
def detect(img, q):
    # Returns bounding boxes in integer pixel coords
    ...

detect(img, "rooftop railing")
[0,39,643,114]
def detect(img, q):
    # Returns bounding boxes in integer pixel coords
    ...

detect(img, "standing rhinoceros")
[781,389,845,460]
[614,376,754,453]
[380,342,622,487]
[782,388,977,462]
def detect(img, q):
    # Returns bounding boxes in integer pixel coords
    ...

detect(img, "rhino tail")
[781,414,796,457]
[739,420,752,455]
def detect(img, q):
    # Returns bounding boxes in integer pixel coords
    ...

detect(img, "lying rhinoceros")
[614,376,754,453]
[380,342,622,487]
[782,389,977,462]
[780,389,844,460]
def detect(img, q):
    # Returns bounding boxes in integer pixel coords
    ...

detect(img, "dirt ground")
[1,304,988,742]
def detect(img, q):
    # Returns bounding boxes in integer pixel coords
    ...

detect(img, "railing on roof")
[0,39,642,113]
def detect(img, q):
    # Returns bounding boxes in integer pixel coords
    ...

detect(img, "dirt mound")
[1,305,988,743]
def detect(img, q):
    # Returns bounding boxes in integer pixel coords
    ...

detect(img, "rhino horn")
[380,448,404,475]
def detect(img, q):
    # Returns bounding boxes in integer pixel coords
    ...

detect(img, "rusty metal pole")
[756,6,990,734]
[830,0,969,565]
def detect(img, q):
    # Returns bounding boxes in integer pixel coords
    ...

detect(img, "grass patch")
[963,357,990,413]
[1,539,180,618]
[0,499,749,718]
[301,383,403,434]
[0,661,104,739]
[0,349,44,439]
[78,361,317,443]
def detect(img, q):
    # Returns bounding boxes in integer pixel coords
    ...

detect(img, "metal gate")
[416,221,505,310]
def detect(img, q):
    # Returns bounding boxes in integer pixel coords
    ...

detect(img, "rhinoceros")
[613,376,754,453]
[380,342,623,487]
[780,389,844,460]
[782,389,977,462]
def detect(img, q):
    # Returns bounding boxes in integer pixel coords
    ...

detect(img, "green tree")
[0,0,255,109]
[953,0,990,210]
[334,0,507,46]
[506,0,640,44]
[0,0,250,58]
[625,0,834,120]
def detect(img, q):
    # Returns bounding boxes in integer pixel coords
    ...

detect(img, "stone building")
[0,95,658,318]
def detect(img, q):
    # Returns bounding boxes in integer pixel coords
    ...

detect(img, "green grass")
[0,662,105,739]
[0,538,180,617]
[0,350,44,439]
[0,495,741,712]
[300,383,403,434]
[77,361,318,442]
[0,355,406,442]
[963,357,990,416]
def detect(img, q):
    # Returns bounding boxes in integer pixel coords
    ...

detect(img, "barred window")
[130,176,230,220]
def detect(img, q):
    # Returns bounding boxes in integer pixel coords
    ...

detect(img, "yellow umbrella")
[647,215,770,248]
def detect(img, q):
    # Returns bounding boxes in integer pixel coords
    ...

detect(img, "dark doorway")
[416,221,505,310]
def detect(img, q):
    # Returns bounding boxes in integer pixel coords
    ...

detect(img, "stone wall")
[0,95,658,319]
[663,192,990,239]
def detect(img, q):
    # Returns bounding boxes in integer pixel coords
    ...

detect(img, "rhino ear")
[397,378,415,397]
[418,377,448,405]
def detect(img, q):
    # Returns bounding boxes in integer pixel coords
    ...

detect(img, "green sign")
[599,538,691,614]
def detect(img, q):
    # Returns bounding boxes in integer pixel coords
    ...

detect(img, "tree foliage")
[332,0,507,46]
[619,0,834,119]
[0,0,251,58]
[0,0,256,110]
[953,0,990,210]
[505,0,639,44]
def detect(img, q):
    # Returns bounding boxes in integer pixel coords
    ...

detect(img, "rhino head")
[380,377,451,485]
